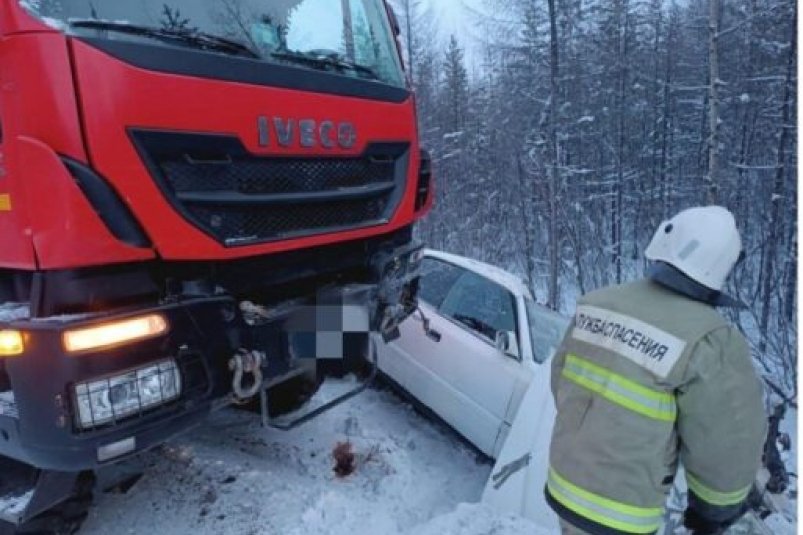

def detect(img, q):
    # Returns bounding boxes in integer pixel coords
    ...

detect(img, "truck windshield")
[20,0,405,88]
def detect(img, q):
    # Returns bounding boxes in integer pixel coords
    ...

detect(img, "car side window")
[417,258,466,308]
[439,271,517,344]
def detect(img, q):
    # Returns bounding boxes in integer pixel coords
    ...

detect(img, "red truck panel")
[70,39,422,264]
[0,31,156,269]
[0,0,46,35]
[16,136,155,268]
[0,2,426,270]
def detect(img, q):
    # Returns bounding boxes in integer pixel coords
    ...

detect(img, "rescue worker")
[546,206,767,535]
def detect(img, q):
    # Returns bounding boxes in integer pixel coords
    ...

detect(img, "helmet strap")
[647,262,746,309]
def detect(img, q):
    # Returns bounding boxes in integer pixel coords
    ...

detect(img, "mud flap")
[0,457,80,525]
[481,361,560,532]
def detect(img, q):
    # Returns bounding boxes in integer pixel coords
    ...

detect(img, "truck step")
[0,458,85,526]
[0,488,34,525]
[0,458,37,524]
[262,338,378,430]
[268,376,368,429]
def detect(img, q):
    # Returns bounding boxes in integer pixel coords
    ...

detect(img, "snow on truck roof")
[424,249,532,298]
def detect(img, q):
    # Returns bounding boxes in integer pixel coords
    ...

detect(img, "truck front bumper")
[0,239,422,471]
[0,297,237,471]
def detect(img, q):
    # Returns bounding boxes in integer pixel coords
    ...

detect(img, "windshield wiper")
[270,50,380,81]
[68,19,260,59]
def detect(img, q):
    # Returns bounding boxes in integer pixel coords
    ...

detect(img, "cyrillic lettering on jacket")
[571,305,686,378]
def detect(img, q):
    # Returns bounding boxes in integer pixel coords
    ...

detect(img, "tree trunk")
[613,0,628,284]
[547,0,561,309]
[659,9,674,217]
[705,0,720,203]
[516,156,537,295]
[784,232,796,323]
[759,11,795,353]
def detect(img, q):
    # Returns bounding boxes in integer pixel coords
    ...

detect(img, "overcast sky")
[420,0,487,74]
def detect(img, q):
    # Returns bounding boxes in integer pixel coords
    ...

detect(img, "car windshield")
[20,0,405,88]
[525,299,569,363]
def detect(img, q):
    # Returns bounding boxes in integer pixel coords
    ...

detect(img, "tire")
[2,472,94,535]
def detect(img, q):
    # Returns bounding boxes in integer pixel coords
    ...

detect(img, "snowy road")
[77,382,796,535]
[81,385,543,535]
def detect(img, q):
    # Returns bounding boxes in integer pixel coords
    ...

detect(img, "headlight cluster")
[73,359,181,429]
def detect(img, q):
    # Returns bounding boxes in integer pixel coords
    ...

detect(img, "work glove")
[682,507,737,535]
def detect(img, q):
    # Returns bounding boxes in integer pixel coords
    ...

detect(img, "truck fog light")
[73,359,181,429]
[0,330,24,356]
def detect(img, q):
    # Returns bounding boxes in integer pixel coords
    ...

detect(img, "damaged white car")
[376,250,568,459]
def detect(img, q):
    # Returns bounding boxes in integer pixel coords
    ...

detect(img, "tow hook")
[229,349,265,401]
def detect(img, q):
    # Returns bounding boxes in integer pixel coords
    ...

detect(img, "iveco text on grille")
[257,117,358,149]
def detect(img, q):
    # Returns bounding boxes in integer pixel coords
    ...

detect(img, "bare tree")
[705,0,721,203]
[546,0,561,309]
[759,6,795,353]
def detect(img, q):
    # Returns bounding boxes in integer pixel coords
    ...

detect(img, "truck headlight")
[73,359,181,429]
[63,314,168,354]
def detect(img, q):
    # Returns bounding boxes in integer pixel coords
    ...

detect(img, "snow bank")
[763,513,796,535]
[78,384,798,535]
[289,497,548,535]
[412,502,551,535]
[82,387,495,535]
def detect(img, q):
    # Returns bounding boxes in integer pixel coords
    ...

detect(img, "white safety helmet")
[645,206,742,291]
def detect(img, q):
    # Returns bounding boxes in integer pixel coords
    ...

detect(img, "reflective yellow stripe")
[563,354,676,422]
[547,467,663,533]
[0,194,10,211]
[686,472,751,506]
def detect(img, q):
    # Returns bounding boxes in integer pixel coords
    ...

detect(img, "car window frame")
[524,296,570,364]
[421,256,521,360]
[416,256,468,309]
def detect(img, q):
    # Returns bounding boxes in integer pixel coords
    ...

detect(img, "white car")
[377,249,569,459]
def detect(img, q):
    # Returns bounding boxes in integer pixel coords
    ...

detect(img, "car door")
[432,269,525,455]
[494,298,570,450]
[378,256,524,457]
[376,256,465,424]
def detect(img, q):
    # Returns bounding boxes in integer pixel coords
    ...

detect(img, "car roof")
[424,249,533,299]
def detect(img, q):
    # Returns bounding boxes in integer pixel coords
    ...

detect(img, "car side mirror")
[495,331,520,360]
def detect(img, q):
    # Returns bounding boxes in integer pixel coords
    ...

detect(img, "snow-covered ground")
[81,385,543,535]
[79,380,796,535]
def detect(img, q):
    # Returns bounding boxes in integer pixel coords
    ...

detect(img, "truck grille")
[130,130,409,246]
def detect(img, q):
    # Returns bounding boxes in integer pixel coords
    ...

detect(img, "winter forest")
[394,0,798,405]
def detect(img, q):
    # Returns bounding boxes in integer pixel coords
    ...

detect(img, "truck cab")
[0,0,431,527]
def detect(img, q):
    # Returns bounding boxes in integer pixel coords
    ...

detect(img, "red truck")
[0,0,431,531]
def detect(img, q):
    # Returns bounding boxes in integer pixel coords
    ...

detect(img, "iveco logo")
[257,117,357,149]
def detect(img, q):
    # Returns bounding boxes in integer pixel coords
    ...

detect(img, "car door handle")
[426,327,441,342]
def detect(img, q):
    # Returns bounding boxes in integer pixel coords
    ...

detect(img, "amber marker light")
[0,330,24,356]
[63,314,168,354]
